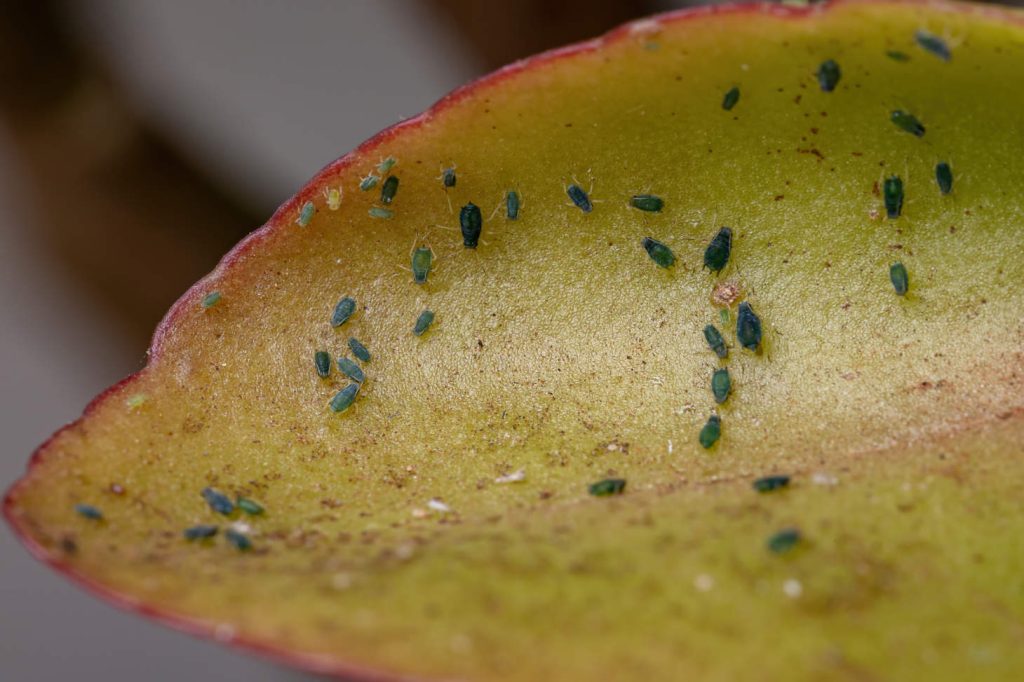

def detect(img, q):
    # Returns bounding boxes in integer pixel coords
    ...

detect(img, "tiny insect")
[331,297,356,327]
[506,190,521,220]
[890,110,925,137]
[380,175,399,204]
[736,302,762,352]
[588,478,627,496]
[890,261,909,296]
[225,528,253,551]
[359,173,380,191]
[296,200,316,227]
[183,524,218,540]
[566,184,593,213]
[441,167,457,188]
[883,175,904,219]
[201,291,221,309]
[722,86,740,111]
[699,414,721,449]
[642,236,675,268]
[126,393,147,409]
[412,246,433,284]
[630,194,664,212]
[935,162,953,195]
[201,487,235,515]
[753,475,791,493]
[414,309,435,336]
[75,503,103,520]
[914,29,951,61]
[719,308,730,325]
[368,207,393,220]
[236,497,264,515]
[886,50,910,62]
[704,227,732,273]
[460,203,483,247]
[337,357,365,383]
[767,527,802,554]
[348,337,371,362]
[377,156,397,174]
[704,324,728,359]
[817,59,841,92]
[711,368,731,404]
[314,351,331,378]
[329,383,360,413]
[323,186,343,211]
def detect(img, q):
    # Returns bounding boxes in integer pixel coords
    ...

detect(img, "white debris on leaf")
[332,572,353,590]
[783,578,803,599]
[411,508,428,519]
[427,498,451,513]
[811,472,839,486]
[229,521,253,534]
[495,470,526,484]
[694,574,715,592]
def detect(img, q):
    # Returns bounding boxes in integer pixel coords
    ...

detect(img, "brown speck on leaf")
[539,491,554,500]
[60,536,78,554]
[774,194,785,201]
[871,181,880,196]
[109,483,125,495]
[321,498,344,509]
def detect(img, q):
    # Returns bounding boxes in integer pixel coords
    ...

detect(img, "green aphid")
[883,175,903,219]
[331,296,356,327]
[201,291,221,309]
[368,207,393,220]
[337,357,365,383]
[753,475,791,493]
[915,29,951,61]
[630,194,664,212]
[767,527,802,554]
[201,487,234,515]
[314,351,331,378]
[329,384,360,413]
[719,308,730,325]
[703,324,728,359]
[722,86,740,111]
[642,237,675,268]
[736,302,762,351]
[935,162,953,195]
[816,59,841,92]
[183,524,218,540]
[75,503,103,521]
[236,498,264,516]
[886,50,910,62]
[296,200,315,227]
[703,227,732,274]
[699,415,721,449]
[377,156,396,174]
[460,202,483,247]
[711,368,731,404]
[566,184,592,213]
[380,175,399,204]
[441,167,456,188]
[359,173,380,191]
[588,478,627,497]
[890,110,925,137]
[414,309,435,337]
[412,246,433,284]
[890,261,909,296]
[225,528,252,552]
[506,190,520,220]
[348,337,371,362]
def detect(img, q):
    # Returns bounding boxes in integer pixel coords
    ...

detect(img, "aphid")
[703,227,733,273]
[753,475,791,493]
[441,167,457,188]
[719,308,730,325]
[337,357,365,383]
[736,302,762,352]
[201,291,221,309]
[331,296,356,327]
[296,200,315,227]
[767,527,802,554]
[368,207,393,220]
[202,487,234,515]
[377,156,397,174]
[75,504,103,520]
[642,237,675,268]
[711,368,731,404]
[722,86,740,111]
[460,203,483,247]
[588,478,627,496]
[890,110,925,137]
[329,384,360,413]
[883,175,904,219]
[935,162,953,195]
[359,173,380,191]
[699,414,721,449]
[323,186,342,211]
[412,246,433,284]
[506,190,520,220]
[380,175,399,204]
[915,29,951,61]
[236,498,264,515]
[703,324,728,359]
[566,184,593,213]
[348,337,371,362]
[817,59,841,92]
[414,309,435,336]
[314,351,331,378]
[126,393,147,410]
[886,50,910,62]
[225,528,253,551]
[890,261,909,296]
[184,524,218,540]
[630,194,664,212]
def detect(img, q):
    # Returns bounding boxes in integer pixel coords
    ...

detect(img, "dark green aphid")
[506,190,520,220]
[412,246,433,284]
[225,528,252,552]
[699,415,721,449]
[703,227,732,274]
[460,202,483,247]
[296,200,315,227]
[331,296,356,327]
[890,262,909,296]
[75,503,103,520]
[236,498,264,515]
[753,475,791,493]
[767,527,802,554]
[348,337,371,363]
[184,524,218,540]
[816,59,841,92]
[314,351,331,378]
[441,167,456,188]
[890,110,925,137]
[711,368,731,404]
[413,309,435,336]
[736,302,762,352]
[201,487,234,516]
[368,207,393,220]
[642,237,675,268]
[359,174,380,191]
[915,29,951,61]
[201,291,221,309]
[377,157,396,174]
[935,162,953,195]
[329,384,360,413]
[722,86,740,111]
[337,357,365,383]
[380,175,399,204]
[588,478,626,497]
[886,50,910,62]
[703,324,728,359]
[630,194,663,212]
[567,184,592,213]
[883,175,903,219]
